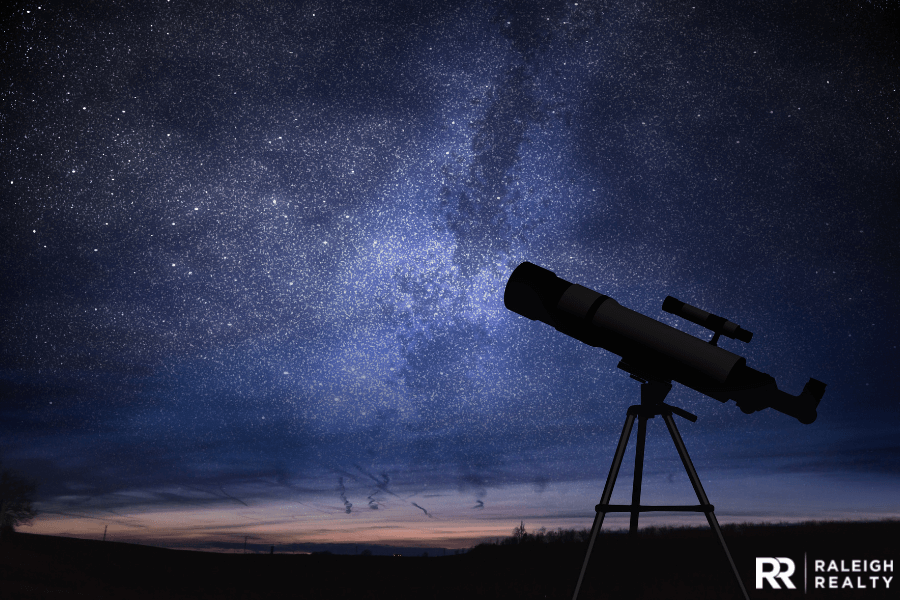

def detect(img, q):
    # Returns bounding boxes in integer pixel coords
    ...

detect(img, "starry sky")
[1,0,898,553]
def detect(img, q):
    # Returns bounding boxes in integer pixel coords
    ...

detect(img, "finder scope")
[504,261,825,424]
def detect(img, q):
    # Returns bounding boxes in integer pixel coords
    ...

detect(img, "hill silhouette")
[1,520,896,599]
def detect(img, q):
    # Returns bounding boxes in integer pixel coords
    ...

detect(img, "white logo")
[757,557,797,589]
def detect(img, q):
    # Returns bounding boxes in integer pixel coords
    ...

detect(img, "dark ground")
[1,521,896,599]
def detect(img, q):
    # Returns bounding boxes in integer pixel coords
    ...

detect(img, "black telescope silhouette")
[505,261,825,423]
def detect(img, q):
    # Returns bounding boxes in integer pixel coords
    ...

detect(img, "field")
[1,520,896,599]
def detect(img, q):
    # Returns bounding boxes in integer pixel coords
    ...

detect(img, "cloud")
[219,486,249,507]
[411,502,433,518]
[338,477,352,514]
[355,465,397,495]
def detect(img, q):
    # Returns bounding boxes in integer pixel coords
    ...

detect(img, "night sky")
[2,0,898,553]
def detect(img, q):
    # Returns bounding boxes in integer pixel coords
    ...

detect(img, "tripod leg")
[661,413,750,600]
[629,414,648,537]
[572,410,637,600]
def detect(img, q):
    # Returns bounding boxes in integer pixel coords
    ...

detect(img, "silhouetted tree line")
[470,519,900,553]
[472,522,593,551]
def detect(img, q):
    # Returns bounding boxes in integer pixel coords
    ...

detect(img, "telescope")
[506,261,826,599]
[504,261,825,424]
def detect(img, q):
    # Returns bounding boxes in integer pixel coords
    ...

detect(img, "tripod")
[571,378,750,600]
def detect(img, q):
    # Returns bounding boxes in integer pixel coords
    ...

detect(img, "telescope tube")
[504,262,825,424]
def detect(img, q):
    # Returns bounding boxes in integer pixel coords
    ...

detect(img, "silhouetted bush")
[0,459,38,541]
